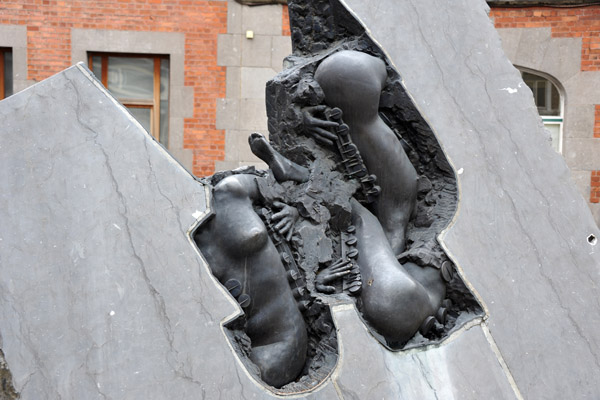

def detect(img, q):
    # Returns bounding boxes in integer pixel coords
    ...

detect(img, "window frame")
[88,52,169,144]
[0,47,12,100]
[519,67,565,153]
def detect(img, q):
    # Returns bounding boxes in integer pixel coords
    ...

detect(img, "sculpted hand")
[271,201,299,241]
[316,258,353,294]
[302,105,339,146]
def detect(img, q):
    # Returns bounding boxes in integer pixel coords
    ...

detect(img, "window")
[521,70,563,153]
[88,53,169,147]
[0,48,13,100]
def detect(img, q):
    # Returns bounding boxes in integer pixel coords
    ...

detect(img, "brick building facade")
[0,0,290,177]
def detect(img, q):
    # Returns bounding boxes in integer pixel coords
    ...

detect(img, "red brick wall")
[0,0,227,177]
[591,171,600,203]
[490,6,600,72]
[595,105,600,138]
[594,108,600,202]
[282,5,290,36]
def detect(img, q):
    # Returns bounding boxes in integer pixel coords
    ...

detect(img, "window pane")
[160,58,169,101]
[159,58,169,147]
[91,55,102,80]
[4,50,13,97]
[107,56,154,100]
[160,100,169,146]
[522,71,560,116]
[551,85,560,114]
[544,122,561,152]
[128,107,152,133]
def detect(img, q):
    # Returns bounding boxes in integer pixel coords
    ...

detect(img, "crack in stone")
[67,76,217,389]
[402,0,600,387]
[471,63,600,372]
[66,77,191,381]
[233,366,250,400]
[413,354,440,400]
[80,357,109,400]
[141,138,186,234]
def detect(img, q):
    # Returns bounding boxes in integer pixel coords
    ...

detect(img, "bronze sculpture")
[193,0,482,391]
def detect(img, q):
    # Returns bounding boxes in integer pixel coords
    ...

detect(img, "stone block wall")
[491,6,600,70]
[214,1,291,171]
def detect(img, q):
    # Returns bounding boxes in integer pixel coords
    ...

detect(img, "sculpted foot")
[248,133,309,183]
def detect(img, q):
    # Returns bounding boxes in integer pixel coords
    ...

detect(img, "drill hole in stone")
[587,234,597,245]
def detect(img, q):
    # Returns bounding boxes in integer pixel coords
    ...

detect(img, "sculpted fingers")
[315,282,336,294]
[272,209,290,222]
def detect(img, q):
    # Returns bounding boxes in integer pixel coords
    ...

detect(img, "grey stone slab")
[240,67,276,98]
[216,97,268,132]
[167,117,185,151]
[570,169,592,201]
[496,28,522,61]
[168,147,194,173]
[564,103,595,140]
[169,85,194,118]
[0,64,277,399]
[217,34,243,67]
[227,0,243,35]
[271,35,292,72]
[498,27,582,83]
[223,128,268,161]
[514,27,552,72]
[241,35,273,67]
[216,98,241,129]
[241,3,282,36]
[563,138,600,170]
[330,303,517,399]
[240,98,268,130]
[564,71,600,105]
[590,203,600,225]
[226,66,242,98]
[542,36,582,83]
[341,0,600,397]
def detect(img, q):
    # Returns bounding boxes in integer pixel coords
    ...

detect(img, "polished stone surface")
[0,65,267,399]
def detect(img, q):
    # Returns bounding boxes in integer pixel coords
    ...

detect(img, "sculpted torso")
[194,175,307,387]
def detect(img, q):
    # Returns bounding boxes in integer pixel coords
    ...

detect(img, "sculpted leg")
[315,50,417,255]
[351,199,437,346]
[249,132,309,183]
[250,334,308,388]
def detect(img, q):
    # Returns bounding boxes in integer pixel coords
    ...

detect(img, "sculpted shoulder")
[213,175,254,199]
